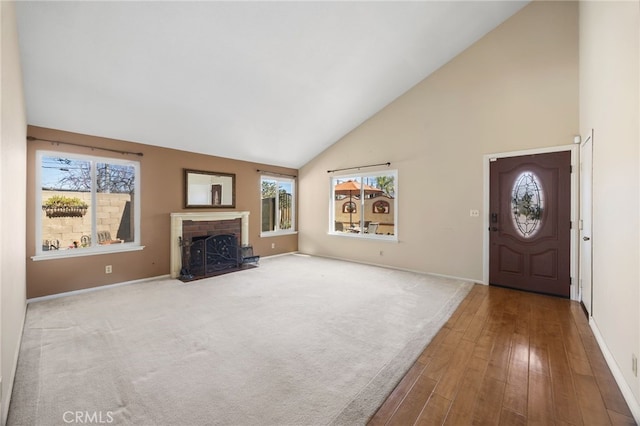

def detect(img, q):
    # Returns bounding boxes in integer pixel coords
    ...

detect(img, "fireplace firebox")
[181,234,242,280]
[171,211,257,281]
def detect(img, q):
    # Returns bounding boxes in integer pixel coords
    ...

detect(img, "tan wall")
[579,0,640,408]
[299,1,579,279]
[27,126,298,298]
[1,1,28,423]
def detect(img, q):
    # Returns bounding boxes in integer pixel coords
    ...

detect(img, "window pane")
[261,179,276,232]
[331,172,396,238]
[96,162,135,244]
[261,177,295,233]
[38,152,140,256]
[278,182,292,230]
[41,156,92,250]
[333,176,362,232]
[365,174,395,236]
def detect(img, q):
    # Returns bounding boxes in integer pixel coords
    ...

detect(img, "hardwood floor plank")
[472,328,497,361]
[386,374,437,426]
[579,329,634,418]
[574,373,613,425]
[471,375,506,425]
[417,327,450,364]
[432,338,476,400]
[607,409,637,425]
[529,344,551,377]
[442,355,488,425]
[499,408,526,426]
[368,359,428,425]
[503,358,529,416]
[369,286,635,426]
[486,340,511,383]
[462,296,491,343]
[528,371,555,424]
[414,393,452,426]
[547,336,584,424]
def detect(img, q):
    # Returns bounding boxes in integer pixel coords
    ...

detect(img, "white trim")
[482,144,580,300]
[26,274,170,304]
[1,302,27,426]
[590,319,640,424]
[309,253,479,284]
[328,170,398,240]
[260,230,298,238]
[260,174,296,234]
[31,244,144,261]
[169,211,250,279]
[327,231,399,242]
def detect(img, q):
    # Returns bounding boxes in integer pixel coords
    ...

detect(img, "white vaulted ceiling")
[16,1,528,168]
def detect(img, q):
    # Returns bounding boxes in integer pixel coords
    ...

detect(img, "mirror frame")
[184,169,236,208]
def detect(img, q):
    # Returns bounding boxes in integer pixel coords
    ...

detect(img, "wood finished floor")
[369,284,636,426]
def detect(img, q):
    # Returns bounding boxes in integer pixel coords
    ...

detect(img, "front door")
[489,151,571,297]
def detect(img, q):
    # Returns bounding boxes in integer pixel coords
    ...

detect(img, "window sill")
[31,244,145,261]
[329,232,398,242]
[260,230,298,238]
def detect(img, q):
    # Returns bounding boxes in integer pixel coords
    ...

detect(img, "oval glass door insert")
[511,171,544,238]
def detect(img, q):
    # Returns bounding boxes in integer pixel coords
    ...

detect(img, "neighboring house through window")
[331,171,397,239]
[261,175,296,235]
[34,150,141,259]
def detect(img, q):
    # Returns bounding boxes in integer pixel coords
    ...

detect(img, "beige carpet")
[8,254,472,426]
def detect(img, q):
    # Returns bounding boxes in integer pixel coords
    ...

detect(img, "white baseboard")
[589,319,640,423]
[306,253,480,284]
[261,251,299,260]
[2,302,27,426]
[27,275,171,304]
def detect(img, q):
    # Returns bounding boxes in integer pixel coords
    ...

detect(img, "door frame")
[579,131,594,315]
[482,144,580,300]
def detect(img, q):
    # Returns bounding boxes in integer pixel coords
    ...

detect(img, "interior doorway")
[488,151,572,297]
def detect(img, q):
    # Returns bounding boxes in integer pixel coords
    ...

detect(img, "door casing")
[483,144,580,300]
[579,132,593,314]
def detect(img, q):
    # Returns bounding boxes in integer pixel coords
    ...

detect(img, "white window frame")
[329,170,398,241]
[32,150,143,260]
[260,175,297,237]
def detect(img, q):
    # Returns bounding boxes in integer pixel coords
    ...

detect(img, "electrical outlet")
[633,354,637,377]
[105,265,112,274]
[379,250,383,256]
[470,209,480,217]
[271,243,275,249]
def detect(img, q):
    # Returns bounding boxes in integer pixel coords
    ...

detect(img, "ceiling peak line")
[26,136,144,157]
[327,162,391,174]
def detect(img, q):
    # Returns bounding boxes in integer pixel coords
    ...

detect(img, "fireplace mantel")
[170,211,250,278]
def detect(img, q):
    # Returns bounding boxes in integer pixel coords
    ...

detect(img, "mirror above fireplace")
[184,169,236,208]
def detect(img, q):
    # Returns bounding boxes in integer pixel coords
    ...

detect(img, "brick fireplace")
[170,211,250,278]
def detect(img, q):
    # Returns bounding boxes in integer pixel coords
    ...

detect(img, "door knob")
[583,236,591,241]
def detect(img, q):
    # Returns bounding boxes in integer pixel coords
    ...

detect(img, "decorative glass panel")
[511,171,544,238]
